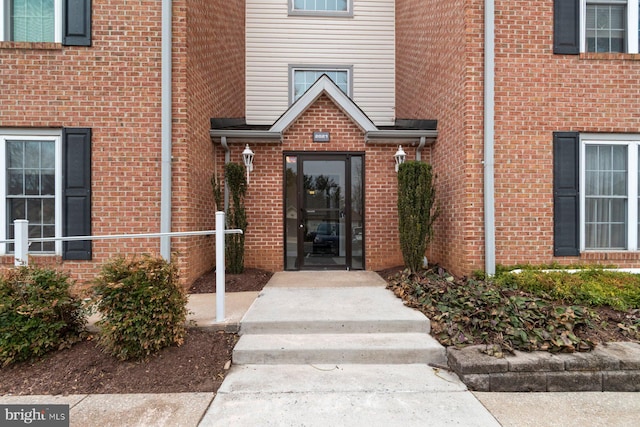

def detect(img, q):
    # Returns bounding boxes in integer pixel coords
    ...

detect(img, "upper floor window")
[583,0,640,53]
[1,0,60,42]
[0,0,91,46]
[290,67,351,103]
[289,0,352,17]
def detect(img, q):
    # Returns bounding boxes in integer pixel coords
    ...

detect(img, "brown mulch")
[0,330,236,395]
[0,269,272,396]
[189,268,273,293]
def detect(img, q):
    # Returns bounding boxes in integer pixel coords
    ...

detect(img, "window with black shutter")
[63,0,92,46]
[554,0,580,54]
[62,128,92,260]
[553,132,580,256]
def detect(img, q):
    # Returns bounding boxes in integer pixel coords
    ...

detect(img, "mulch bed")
[0,269,272,396]
[189,268,273,293]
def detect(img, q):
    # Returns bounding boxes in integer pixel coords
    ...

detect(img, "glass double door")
[285,153,364,270]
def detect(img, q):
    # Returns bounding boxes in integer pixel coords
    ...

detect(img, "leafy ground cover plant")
[92,255,188,361]
[0,265,86,367]
[387,266,640,353]
[387,268,604,353]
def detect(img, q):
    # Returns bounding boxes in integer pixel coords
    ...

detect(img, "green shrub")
[92,256,188,361]
[212,162,248,274]
[0,265,86,367]
[496,269,640,310]
[397,161,438,273]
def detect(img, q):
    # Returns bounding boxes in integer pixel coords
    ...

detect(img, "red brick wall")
[396,0,483,276]
[173,0,245,284]
[492,0,640,268]
[0,0,167,283]
[398,0,640,275]
[220,94,407,272]
[0,1,246,286]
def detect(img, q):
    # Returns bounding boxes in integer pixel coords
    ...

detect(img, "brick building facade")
[2,1,640,285]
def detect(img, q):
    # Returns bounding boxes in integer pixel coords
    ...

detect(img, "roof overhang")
[210,76,438,144]
[209,129,282,142]
[365,129,438,144]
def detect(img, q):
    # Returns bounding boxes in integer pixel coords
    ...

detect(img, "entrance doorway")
[285,153,364,270]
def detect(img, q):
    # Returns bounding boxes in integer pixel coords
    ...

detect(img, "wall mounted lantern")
[394,145,406,173]
[242,144,255,184]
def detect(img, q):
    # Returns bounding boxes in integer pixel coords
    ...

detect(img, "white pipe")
[160,0,172,260]
[221,136,230,212]
[416,136,426,161]
[484,0,496,276]
[215,211,226,321]
[14,220,28,266]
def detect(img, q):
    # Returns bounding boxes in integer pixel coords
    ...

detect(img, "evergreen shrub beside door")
[397,161,438,273]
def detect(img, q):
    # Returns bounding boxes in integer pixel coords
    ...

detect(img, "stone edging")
[447,342,640,392]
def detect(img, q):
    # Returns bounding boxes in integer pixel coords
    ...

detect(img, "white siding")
[246,0,396,126]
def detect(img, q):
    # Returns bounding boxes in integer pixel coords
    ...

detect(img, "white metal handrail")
[0,229,242,244]
[4,212,239,322]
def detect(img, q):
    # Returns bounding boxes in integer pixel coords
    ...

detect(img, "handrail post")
[215,211,225,321]
[14,220,28,266]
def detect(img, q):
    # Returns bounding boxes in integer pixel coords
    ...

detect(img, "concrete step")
[240,287,430,335]
[233,332,447,366]
[240,318,429,335]
[218,364,467,394]
[203,364,500,427]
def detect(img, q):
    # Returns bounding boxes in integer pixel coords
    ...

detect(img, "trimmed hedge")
[0,266,86,367]
[92,256,188,361]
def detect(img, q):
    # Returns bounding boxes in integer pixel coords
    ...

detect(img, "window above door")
[289,0,353,17]
[289,66,352,104]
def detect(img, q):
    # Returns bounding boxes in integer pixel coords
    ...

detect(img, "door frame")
[283,151,365,271]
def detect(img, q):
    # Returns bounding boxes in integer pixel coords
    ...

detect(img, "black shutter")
[553,132,580,256]
[62,128,92,260]
[554,0,580,54]
[62,0,92,46]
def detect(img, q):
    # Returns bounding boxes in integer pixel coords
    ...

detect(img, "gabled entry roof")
[271,74,377,133]
[210,75,438,143]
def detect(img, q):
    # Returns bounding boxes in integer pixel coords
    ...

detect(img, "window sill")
[288,11,353,18]
[580,52,640,61]
[0,41,62,51]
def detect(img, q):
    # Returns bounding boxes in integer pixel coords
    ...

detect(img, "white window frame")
[0,0,62,43]
[581,0,640,53]
[580,134,640,252]
[289,65,353,104]
[0,129,62,255]
[289,0,353,17]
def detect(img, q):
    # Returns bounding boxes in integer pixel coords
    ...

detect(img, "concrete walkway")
[2,271,640,426]
[201,271,498,426]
